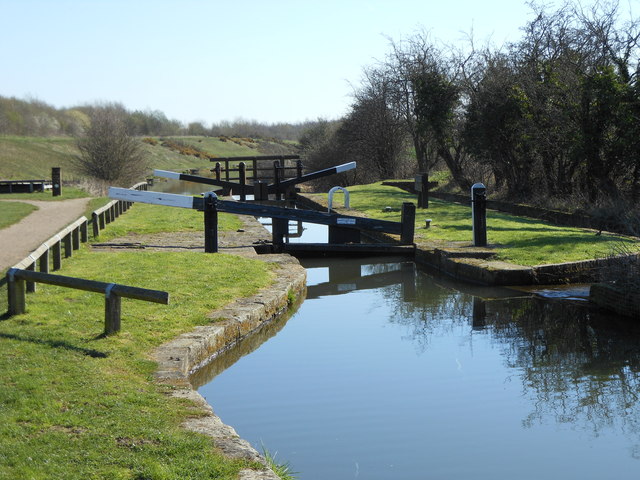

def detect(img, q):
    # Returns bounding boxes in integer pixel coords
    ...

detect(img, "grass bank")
[0,203,275,479]
[0,201,38,229]
[315,182,639,266]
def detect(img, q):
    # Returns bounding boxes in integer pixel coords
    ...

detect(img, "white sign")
[108,187,196,209]
[337,218,357,225]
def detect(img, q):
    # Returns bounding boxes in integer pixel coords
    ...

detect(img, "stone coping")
[151,218,307,479]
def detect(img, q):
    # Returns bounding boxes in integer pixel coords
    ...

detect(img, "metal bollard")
[471,183,487,247]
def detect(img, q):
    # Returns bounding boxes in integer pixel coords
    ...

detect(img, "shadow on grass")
[0,332,108,358]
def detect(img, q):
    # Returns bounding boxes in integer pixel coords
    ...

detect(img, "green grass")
[94,202,242,240]
[0,135,292,184]
[0,201,38,229]
[331,182,640,266]
[262,445,298,480]
[0,201,274,478]
[0,136,79,180]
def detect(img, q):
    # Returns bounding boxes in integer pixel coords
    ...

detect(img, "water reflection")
[195,257,640,479]
[486,298,640,438]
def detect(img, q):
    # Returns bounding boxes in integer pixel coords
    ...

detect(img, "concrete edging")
[152,253,307,480]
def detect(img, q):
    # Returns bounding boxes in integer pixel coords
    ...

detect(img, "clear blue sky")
[0,0,593,125]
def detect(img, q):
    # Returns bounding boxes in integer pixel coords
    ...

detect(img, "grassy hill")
[0,135,298,181]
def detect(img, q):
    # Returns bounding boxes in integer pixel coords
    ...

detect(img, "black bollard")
[52,167,61,196]
[203,192,218,253]
[471,183,487,247]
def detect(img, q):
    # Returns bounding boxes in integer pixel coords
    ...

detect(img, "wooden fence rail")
[6,181,149,304]
[6,268,169,335]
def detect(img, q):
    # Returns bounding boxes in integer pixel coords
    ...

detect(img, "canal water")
[193,254,640,479]
[148,180,640,478]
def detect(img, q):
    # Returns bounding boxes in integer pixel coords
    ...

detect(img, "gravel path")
[0,198,92,271]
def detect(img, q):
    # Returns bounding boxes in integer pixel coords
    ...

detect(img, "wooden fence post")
[39,248,50,274]
[26,261,36,293]
[52,237,62,270]
[7,269,26,315]
[92,212,100,238]
[80,220,88,243]
[63,233,72,258]
[72,226,80,251]
[104,283,122,334]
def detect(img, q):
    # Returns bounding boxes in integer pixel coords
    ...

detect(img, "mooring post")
[104,283,122,335]
[239,162,247,201]
[400,202,416,244]
[471,183,487,247]
[7,269,26,315]
[51,167,61,197]
[203,192,218,253]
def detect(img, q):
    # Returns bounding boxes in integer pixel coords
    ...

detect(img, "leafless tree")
[74,105,149,186]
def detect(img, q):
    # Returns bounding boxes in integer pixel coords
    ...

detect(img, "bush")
[73,105,148,186]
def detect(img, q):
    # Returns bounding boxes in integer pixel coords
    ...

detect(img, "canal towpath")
[0,198,92,272]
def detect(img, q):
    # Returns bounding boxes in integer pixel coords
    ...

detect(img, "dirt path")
[0,198,92,271]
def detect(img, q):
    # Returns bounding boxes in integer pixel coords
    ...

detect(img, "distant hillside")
[0,135,298,181]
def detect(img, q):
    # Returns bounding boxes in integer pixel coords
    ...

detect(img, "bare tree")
[74,105,148,186]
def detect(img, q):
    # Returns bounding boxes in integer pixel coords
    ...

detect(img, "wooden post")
[39,248,50,274]
[224,159,230,182]
[72,226,80,251]
[63,233,72,258]
[92,212,100,237]
[272,217,287,252]
[52,239,62,270]
[239,162,247,201]
[254,181,268,201]
[400,202,416,244]
[213,162,221,181]
[26,262,36,293]
[7,269,26,315]
[203,192,218,253]
[104,284,122,335]
[296,159,303,178]
[80,220,88,243]
[273,160,282,200]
